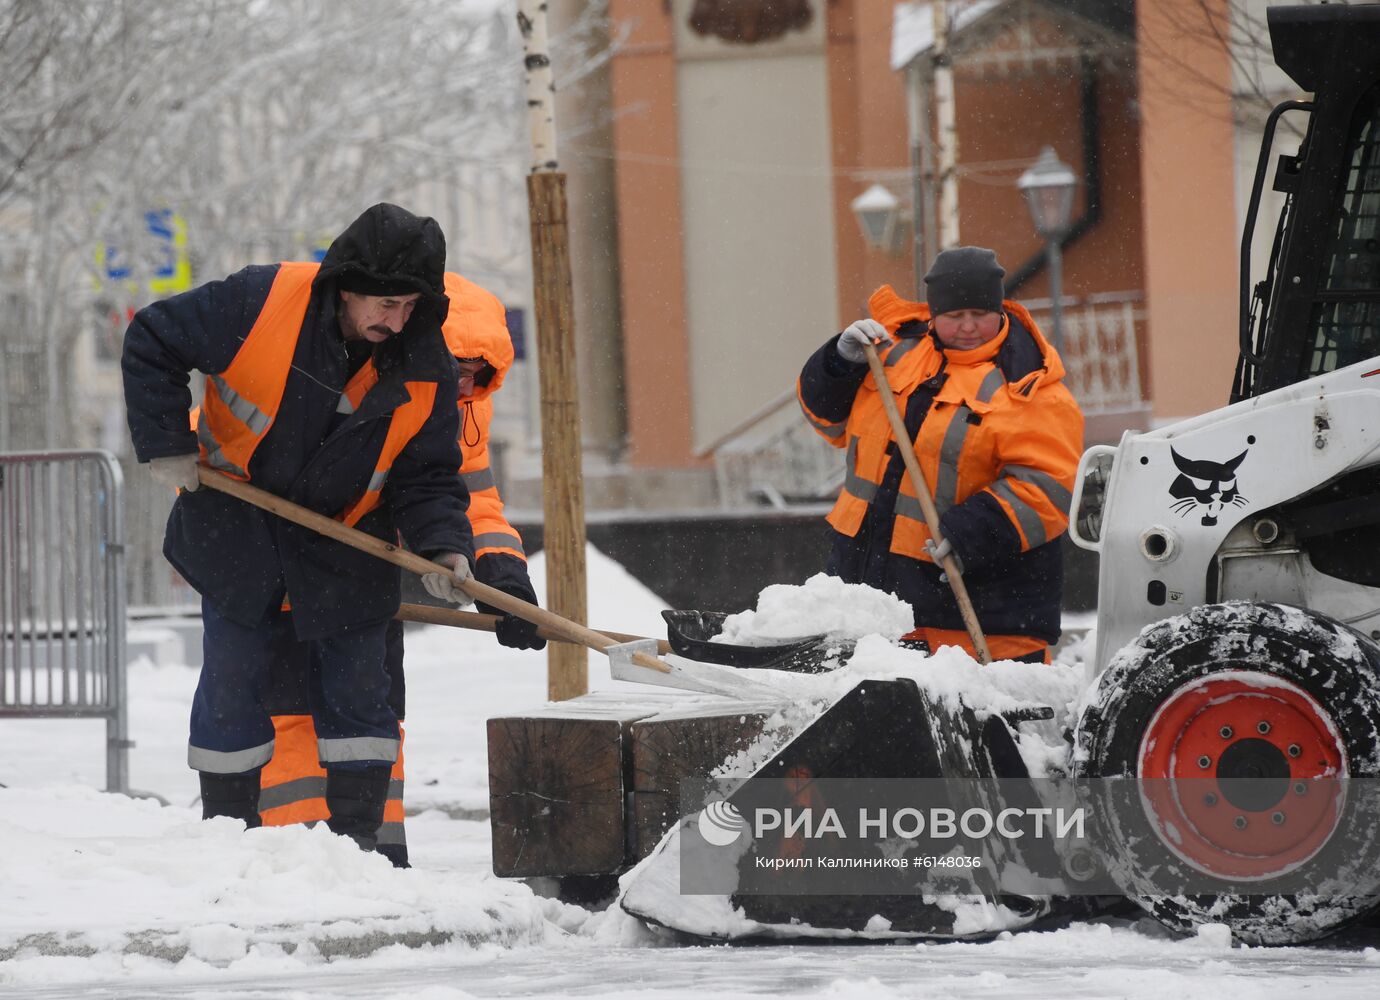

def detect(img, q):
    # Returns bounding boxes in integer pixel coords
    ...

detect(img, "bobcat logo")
[1169,446,1250,526]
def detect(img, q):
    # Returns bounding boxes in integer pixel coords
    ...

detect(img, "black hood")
[314,203,449,322]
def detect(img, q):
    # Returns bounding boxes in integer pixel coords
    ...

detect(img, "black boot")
[325,765,392,852]
[199,770,263,828]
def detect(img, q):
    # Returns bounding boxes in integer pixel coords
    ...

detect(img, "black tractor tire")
[1074,601,1380,945]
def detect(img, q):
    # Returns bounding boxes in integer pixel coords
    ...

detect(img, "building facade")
[589,0,1160,511]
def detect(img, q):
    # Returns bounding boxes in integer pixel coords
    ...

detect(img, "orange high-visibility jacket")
[797,284,1083,644]
[803,287,1081,561]
[441,271,525,567]
[195,261,438,530]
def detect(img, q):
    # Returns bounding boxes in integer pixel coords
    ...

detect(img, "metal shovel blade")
[606,638,782,700]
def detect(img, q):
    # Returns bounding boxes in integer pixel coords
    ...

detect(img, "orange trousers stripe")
[259,715,406,829]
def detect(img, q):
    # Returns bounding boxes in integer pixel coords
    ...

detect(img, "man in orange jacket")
[257,271,543,867]
[796,246,1083,663]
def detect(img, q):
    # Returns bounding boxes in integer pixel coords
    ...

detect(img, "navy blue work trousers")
[189,598,399,775]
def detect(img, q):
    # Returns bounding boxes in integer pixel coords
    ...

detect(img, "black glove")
[478,590,547,650]
[493,610,546,651]
[474,557,547,650]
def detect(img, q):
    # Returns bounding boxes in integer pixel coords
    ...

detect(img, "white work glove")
[925,536,963,581]
[836,318,894,364]
[422,552,474,606]
[149,454,200,492]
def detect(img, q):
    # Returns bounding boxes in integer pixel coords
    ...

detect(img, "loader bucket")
[621,677,1060,940]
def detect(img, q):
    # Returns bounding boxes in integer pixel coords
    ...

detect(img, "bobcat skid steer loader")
[1068,2,1380,945]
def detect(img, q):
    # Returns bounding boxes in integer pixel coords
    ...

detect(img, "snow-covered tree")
[0,0,621,449]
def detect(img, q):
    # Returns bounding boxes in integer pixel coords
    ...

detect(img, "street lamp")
[1017,146,1078,352]
[851,183,902,253]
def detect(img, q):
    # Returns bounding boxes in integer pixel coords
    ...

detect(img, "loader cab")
[1233,4,1380,402]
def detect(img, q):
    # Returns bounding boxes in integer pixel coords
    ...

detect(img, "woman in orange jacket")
[258,271,543,867]
[796,246,1083,663]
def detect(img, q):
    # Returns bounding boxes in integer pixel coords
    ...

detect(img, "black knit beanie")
[924,246,1006,316]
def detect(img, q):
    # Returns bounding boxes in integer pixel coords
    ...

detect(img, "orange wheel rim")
[1137,670,1346,880]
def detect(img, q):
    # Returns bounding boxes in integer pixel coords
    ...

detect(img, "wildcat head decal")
[1169,446,1250,526]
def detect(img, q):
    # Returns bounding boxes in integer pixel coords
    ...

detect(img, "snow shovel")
[394,601,774,696]
[400,602,838,683]
[395,602,672,654]
[660,610,852,673]
[862,342,992,664]
[195,469,783,699]
[603,634,783,700]
[193,467,677,679]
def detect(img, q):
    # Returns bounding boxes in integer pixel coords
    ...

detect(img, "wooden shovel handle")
[194,467,673,673]
[394,602,671,655]
[862,342,992,664]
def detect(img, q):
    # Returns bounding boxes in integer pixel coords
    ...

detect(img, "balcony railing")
[1022,290,1146,414]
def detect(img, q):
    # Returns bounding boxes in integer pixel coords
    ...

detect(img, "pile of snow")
[843,636,1082,723]
[616,626,1088,942]
[0,787,548,966]
[713,573,914,645]
[700,635,1085,786]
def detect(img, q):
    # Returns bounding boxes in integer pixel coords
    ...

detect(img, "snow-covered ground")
[2,548,1379,998]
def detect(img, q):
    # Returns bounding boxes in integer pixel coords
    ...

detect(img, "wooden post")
[518,0,589,701]
[932,1,960,250]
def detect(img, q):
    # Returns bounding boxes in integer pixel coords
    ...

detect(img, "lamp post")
[1017,146,1078,352]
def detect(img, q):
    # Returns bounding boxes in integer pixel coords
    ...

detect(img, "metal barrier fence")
[0,450,129,792]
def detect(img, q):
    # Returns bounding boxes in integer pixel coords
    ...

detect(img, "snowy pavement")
[3,548,1380,998]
